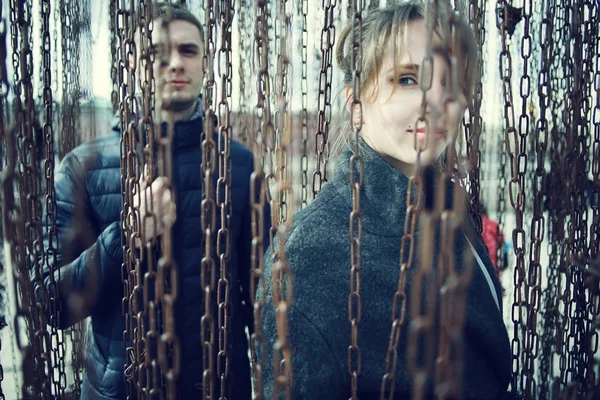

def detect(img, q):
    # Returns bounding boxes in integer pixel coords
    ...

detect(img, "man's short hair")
[151,2,204,41]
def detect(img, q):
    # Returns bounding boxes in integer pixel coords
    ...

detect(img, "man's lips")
[169,80,189,88]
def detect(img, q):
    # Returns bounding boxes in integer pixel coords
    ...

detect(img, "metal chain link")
[552,0,571,392]
[139,1,164,397]
[236,0,251,148]
[249,1,270,398]
[580,4,598,395]
[569,1,594,395]
[41,0,68,396]
[0,1,8,398]
[464,0,486,234]
[13,0,57,396]
[116,0,143,397]
[496,1,524,395]
[201,1,218,397]
[6,0,39,396]
[271,0,294,398]
[516,0,539,396]
[379,0,437,395]
[587,0,600,396]
[151,8,181,399]
[560,0,581,393]
[109,0,119,114]
[347,1,364,398]
[299,0,309,209]
[433,4,474,399]
[60,0,78,157]
[537,0,557,396]
[313,0,336,197]
[216,0,234,397]
[405,3,449,400]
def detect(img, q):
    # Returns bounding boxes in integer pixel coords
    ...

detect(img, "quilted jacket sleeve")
[40,152,123,329]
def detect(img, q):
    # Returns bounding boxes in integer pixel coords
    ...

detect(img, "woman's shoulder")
[284,186,350,252]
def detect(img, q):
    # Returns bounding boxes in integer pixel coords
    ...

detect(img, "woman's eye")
[398,76,417,85]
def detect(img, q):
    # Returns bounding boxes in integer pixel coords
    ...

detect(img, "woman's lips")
[410,127,446,142]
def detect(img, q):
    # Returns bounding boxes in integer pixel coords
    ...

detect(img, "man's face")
[151,19,204,115]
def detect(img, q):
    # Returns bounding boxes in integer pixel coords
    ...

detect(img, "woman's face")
[353,20,467,176]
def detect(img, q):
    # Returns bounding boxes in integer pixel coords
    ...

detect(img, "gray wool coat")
[260,142,511,399]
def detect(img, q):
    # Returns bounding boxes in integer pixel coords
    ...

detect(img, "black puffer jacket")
[43,113,268,399]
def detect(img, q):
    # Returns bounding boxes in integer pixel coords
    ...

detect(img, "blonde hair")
[331,0,479,159]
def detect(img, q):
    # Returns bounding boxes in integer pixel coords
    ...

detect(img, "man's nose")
[168,50,184,72]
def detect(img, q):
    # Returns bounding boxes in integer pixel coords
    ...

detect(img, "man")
[41,2,267,398]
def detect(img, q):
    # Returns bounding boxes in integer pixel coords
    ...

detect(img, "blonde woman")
[261,2,511,399]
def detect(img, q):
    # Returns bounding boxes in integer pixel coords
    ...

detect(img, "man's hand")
[132,173,176,248]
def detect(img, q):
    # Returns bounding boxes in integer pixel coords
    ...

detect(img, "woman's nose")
[425,82,445,113]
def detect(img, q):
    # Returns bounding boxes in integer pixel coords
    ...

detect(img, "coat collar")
[329,140,459,237]
[111,97,212,149]
[329,140,412,237]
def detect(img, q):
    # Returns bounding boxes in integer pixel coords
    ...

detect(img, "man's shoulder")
[229,138,253,165]
[66,132,121,171]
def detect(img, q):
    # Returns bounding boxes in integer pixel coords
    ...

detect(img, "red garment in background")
[481,214,504,277]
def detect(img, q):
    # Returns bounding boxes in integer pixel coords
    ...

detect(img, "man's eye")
[181,47,198,55]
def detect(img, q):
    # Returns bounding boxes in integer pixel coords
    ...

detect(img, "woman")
[260,2,511,399]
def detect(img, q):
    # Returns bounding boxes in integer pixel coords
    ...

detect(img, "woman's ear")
[345,86,363,126]
[344,86,353,113]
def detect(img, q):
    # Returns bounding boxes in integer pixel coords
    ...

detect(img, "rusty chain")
[588,0,600,395]
[495,7,510,391]
[496,1,524,396]
[299,0,309,209]
[236,0,251,148]
[553,0,571,393]
[61,1,86,392]
[116,0,143,397]
[273,0,291,226]
[433,4,475,399]
[201,0,218,397]
[12,0,56,396]
[379,0,431,395]
[516,0,539,396]
[152,9,181,400]
[579,0,598,392]
[60,0,79,157]
[537,0,556,396]
[110,0,119,113]
[1,1,600,399]
[464,0,486,234]
[347,1,364,399]
[216,0,234,397]
[140,1,164,397]
[249,1,270,398]
[405,3,443,400]
[0,1,7,397]
[270,0,294,398]
[41,0,68,397]
[559,0,581,394]
[313,0,336,197]
[568,0,594,395]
